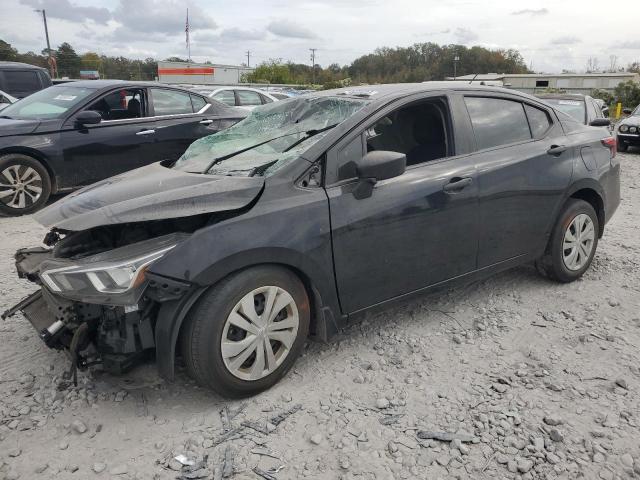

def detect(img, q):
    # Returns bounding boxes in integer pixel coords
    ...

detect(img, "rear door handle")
[547,145,567,156]
[443,177,473,193]
[199,119,214,125]
[136,129,155,136]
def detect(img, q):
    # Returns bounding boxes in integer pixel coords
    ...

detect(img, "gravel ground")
[1,151,639,480]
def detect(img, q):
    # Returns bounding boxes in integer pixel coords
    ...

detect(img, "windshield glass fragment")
[173,96,368,176]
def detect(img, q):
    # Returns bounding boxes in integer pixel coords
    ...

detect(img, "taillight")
[601,137,616,158]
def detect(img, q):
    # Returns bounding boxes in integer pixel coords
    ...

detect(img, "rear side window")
[524,104,552,138]
[190,94,207,112]
[212,90,236,106]
[3,71,41,92]
[236,90,262,106]
[260,93,274,104]
[151,88,193,115]
[464,97,531,150]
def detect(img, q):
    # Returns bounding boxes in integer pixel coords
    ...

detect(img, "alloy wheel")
[221,286,299,381]
[0,164,43,210]
[562,213,595,271]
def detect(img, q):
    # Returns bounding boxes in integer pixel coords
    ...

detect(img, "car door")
[59,87,160,186]
[325,93,479,314]
[463,94,574,268]
[149,88,220,162]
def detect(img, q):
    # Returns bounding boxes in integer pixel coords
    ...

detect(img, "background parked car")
[616,105,640,152]
[0,89,17,111]
[0,61,52,99]
[0,80,247,215]
[192,86,280,110]
[536,93,610,128]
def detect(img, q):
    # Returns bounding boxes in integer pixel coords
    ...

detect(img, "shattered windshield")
[173,96,368,176]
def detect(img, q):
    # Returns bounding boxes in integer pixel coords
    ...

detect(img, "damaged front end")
[4,229,193,379]
[3,161,265,381]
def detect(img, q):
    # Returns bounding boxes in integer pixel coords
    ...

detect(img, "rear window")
[464,97,532,150]
[3,70,41,93]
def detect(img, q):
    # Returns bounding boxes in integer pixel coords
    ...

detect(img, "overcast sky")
[2,0,640,73]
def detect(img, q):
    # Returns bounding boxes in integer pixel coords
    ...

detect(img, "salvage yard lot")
[1,152,639,479]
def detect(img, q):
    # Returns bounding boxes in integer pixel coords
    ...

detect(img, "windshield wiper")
[282,123,338,153]
[202,123,338,173]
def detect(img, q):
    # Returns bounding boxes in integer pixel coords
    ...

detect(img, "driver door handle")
[199,119,214,125]
[443,177,473,193]
[547,145,567,156]
[136,129,155,136]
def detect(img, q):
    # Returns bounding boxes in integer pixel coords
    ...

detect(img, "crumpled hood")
[35,162,264,231]
[0,118,40,137]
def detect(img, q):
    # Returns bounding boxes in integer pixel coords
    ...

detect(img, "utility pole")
[453,54,459,80]
[309,48,317,85]
[35,9,54,78]
[246,50,250,68]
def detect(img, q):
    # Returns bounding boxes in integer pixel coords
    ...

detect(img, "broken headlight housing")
[39,233,188,306]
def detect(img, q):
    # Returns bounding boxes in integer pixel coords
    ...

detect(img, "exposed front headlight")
[620,124,629,132]
[630,126,638,133]
[39,233,187,305]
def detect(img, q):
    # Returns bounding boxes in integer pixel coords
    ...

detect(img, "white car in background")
[0,89,17,111]
[191,86,280,111]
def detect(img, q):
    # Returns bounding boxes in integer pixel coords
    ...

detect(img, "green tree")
[245,59,293,84]
[0,39,18,61]
[56,42,81,78]
[590,88,614,106]
[81,52,102,71]
[614,80,640,108]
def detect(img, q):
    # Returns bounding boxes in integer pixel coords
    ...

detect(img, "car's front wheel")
[180,266,310,397]
[0,154,51,216]
[536,199,599,283]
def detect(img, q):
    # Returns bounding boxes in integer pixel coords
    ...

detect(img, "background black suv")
[0,61,52,99]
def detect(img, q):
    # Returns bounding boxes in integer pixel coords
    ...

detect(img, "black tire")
[617,141,628,152]
[536,199,599,283]
[179,266,310,397]
[0,154,51,216]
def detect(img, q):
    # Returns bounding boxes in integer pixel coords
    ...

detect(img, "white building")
[446,72,640,95]
[157,61,254,85]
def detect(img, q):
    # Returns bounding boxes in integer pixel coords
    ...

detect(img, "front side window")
[85,88,146,120]
[236,90,263,106]
[151,88,193,116]
[174,96,368,177]
[524,104,552,138]
[0,86,96,120]
[212,90,236,106]
[365,98,450,168]
[464,97,531,150]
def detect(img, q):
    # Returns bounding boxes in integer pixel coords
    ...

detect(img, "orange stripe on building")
[158,68,215,75]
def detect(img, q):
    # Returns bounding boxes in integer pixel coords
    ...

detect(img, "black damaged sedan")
[4,83,620,397]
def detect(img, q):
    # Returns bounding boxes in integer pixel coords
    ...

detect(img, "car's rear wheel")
[536,199,599,283]
[180,266,310,397]
[0,154,51,216]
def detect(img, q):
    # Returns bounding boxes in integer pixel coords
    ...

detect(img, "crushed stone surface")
[0,152,639,479]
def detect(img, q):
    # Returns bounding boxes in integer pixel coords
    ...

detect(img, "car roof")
[0,61,47,71]
[307,82,546,104]
[51,80,204,92]
[535,93,586,101]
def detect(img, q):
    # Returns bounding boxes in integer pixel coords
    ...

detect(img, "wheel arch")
[0,147,58,193]
[567,185,605,238]
[153,253,342,381]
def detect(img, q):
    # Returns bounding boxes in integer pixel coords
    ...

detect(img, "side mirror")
[623,108,632,115]
[353,150,406,199]
[75,110,102,126]
[589,118,610,127]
